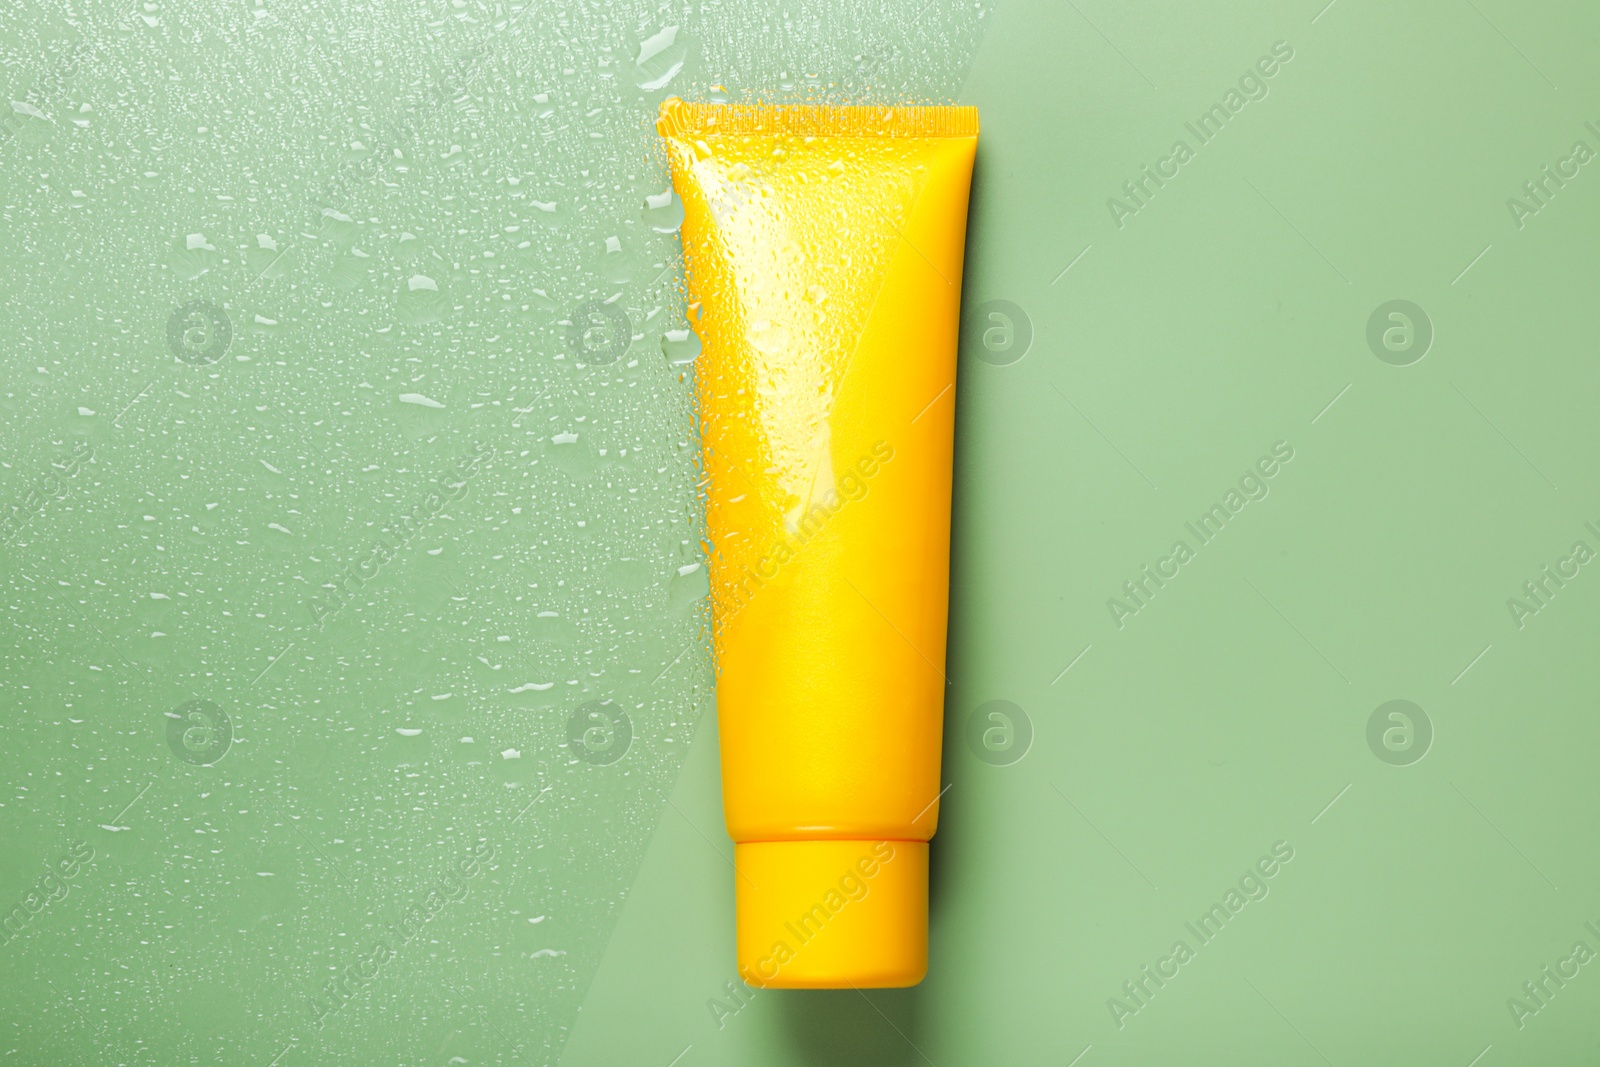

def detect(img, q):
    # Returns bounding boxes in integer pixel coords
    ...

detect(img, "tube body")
[659,99,977,988]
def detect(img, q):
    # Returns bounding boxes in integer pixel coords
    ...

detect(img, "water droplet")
[667,562,709,615]
[530,199,569,230]
[661,327,701,365]
[398,275,449,325]
[634,25,687,91]
[247,233,288,279]
[746,319,791,355]
[642,189,684,233]
[169,233,219,281]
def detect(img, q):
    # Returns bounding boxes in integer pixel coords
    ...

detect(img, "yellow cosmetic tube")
[658,98,977,989]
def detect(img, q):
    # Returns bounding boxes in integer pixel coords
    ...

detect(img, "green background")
[3,0,1598,1063]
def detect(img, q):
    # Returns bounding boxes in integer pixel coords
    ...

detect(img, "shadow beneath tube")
[776,989,927,1066]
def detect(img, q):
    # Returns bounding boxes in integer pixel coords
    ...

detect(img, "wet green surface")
[3,0,1599,1064]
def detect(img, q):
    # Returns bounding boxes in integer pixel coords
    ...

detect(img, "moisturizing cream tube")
[658,98,978,988]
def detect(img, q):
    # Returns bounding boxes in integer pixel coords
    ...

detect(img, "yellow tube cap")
[734,839,928,989]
